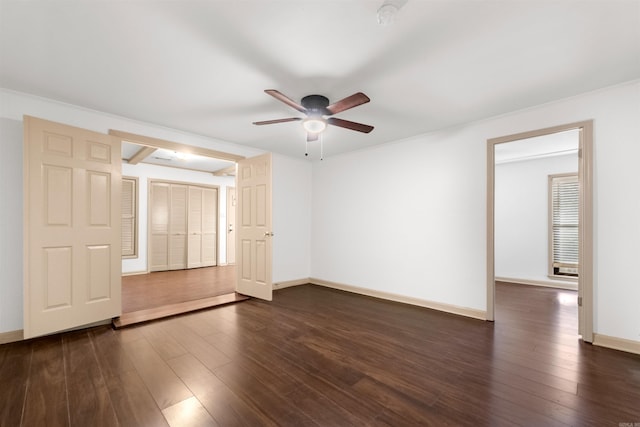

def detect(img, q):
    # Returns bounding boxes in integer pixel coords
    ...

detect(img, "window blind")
[551,175,579,268]
[122,178,137,257]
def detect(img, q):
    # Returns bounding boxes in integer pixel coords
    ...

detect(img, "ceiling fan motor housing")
[301,95,330,115]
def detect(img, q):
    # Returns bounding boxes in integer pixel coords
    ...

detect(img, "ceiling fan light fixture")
[303,118,327,133]
[174,151,189,160]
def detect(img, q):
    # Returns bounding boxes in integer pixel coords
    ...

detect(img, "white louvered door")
[169,184,187,270]
[150,182,169,271]
[150,181,217,272]
[201,187,218,267]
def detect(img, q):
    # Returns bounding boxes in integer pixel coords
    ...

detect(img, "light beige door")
[150,182,170,271]
[236,153,272,301]
[169,184,187,270]
[226,186,236,265]
[24,116,122,338]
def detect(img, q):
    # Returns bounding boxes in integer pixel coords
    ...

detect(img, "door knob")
[264,231,274,237]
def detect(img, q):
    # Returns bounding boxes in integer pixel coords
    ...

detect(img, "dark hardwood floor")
[2,283,639,426]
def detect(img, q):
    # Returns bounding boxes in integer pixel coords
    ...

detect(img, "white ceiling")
[122,141,236,174]
[1,1,639,159]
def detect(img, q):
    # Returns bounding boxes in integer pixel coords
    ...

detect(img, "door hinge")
[578,148,582,159]
[578,296,583,307]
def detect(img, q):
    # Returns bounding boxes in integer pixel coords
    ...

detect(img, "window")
[549,173,578,278]
[122,177,138,258]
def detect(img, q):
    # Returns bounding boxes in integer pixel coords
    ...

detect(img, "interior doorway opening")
[486,121,593,342]
[111,130,244,326]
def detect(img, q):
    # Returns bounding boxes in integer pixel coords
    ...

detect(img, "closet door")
[202,187,218,267]
[187,186,203,268]
[149,182,169,271]
[169,184,187,270]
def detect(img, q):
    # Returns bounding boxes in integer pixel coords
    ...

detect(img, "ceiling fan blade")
[307,133,319,142]
[327,117,374,133]
[253,117,302,125]
[326,92,370,115]
[265,89,307,113]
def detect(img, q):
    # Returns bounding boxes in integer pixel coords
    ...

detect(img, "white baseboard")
[0,329,24,344]
[593,333,640,355]
[309,278,486,321]
[496,276,578,291]
[273,278,311,290]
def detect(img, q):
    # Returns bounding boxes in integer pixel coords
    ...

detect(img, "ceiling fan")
[253,90,374,142]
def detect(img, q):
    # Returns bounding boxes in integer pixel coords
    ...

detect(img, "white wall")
[311,127,487,310]
[312,80,640,343]
[0,118,24,332]
[0,89,313,334]
[272,154,312,284]
[495,154,577,284]
[121,162,235,274]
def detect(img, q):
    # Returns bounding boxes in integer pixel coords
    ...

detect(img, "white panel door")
[226,187,236,265]
[169,184,187,270]
[149,182,169,271]
[202,187,218,267]
[24,116,121,338]
[236,153,272,301]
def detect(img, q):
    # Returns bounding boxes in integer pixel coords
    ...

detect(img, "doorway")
[486,121,593,342]
[111,130,244,321]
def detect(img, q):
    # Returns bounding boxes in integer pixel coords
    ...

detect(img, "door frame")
[108,130,245,275]
[486,120,593,342]
[226,186,237,265]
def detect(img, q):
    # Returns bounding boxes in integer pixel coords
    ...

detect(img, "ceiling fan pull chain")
[320,133,324,161]
[305,137,309,157]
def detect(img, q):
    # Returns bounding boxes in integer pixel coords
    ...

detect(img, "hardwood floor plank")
[62,331,118,426]
[21,336,68,427]
[179,311,224,337]
[0,341,7,368]
[162,396,218,427]
[213,361,319,426]
[0,340,32,426]
[351,375,454,426]
[202,321,397,425]
[163,320,231,372]
[90,326,137,379]
[167,353,273,427]
[122,337,193,410]
[104,369,170,427]
[138,320,188,361]
[90,326,168,426]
